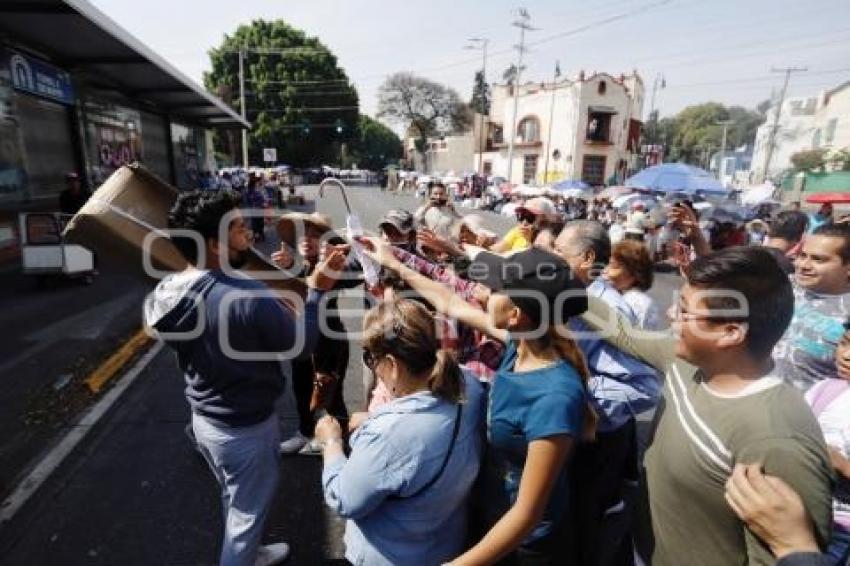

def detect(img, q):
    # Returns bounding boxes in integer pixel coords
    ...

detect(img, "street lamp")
[464,37,489,176]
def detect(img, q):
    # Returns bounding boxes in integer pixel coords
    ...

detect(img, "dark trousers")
[291,351,349,437]
[568,418,638,566]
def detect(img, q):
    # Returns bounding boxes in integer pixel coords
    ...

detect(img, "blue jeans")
[192,412,281,566]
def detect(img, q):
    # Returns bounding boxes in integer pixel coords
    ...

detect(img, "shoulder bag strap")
[392,403,463,500]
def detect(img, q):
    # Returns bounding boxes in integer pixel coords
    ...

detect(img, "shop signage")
[6,49,75,105]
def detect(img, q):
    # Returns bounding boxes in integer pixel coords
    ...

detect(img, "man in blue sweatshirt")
[144,190,343,566]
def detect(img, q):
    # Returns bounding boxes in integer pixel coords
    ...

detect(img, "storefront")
[0,0,248,261]
[0,48,79,203]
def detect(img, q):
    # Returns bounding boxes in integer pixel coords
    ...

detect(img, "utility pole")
[238,48,248,168]
[647,73,665,144]
[506,8,536,185]
[716,119,734,180]
[465,38,489,175]
[543,61,561,184]
[762,66,807,181]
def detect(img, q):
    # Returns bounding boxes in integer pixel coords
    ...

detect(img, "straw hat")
[516,197,557,219]
[276,212,343,246]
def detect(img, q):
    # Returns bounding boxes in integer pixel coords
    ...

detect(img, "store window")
[140,111,171,182]
[0,65,28,202]
[83,98,143,186]
[523,154,538,184]
[171,122,203,189]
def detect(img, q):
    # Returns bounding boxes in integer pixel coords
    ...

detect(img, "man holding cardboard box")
[144,190,344,566]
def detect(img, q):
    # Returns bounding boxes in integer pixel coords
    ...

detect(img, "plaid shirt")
[391,246,503,380]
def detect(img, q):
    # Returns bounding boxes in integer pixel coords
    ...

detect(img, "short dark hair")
[168,189,242,263]
[687,246,793,358]
[812,222,850,263]
[768,210,808,243]
[429,182,446,194]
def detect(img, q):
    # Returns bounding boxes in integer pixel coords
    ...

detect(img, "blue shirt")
[484,338,586,544]
[570,279,661,432]
[322,372,485,566]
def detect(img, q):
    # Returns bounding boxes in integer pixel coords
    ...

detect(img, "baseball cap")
[516,197,557,219]
[379,209,415,235]
[468,247,587,324]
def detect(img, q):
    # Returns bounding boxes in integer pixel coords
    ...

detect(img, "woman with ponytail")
[316,298,486,566]
[362,239,594,565]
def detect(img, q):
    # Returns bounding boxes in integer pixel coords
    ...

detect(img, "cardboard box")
[63,163,306,297]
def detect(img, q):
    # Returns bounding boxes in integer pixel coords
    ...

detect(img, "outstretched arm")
[361,238,509,344]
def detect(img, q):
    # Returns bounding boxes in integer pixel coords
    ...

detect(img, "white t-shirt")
[622,289,664,331]
[805,379,850,529]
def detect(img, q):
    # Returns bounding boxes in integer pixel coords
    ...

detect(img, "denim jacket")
[322,372,485,566]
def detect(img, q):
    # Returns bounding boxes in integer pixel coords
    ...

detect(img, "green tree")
[471,70,491,115]
[790,148,828,172]
[204,19,359,167]
[672,102,728,163]
[377,73,470,169]
[347,115,404,170]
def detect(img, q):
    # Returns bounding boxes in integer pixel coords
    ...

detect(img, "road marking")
[85,329,151,393]
[0,340,163,525]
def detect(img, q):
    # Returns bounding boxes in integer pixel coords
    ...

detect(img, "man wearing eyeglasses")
[578,246,833,566]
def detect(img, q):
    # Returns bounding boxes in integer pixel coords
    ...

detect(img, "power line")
[762,66,808,181]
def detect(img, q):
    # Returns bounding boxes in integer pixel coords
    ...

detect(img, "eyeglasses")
[516,210,538,224]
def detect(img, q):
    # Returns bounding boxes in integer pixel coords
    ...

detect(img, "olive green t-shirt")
[645,362,833,565]
[580,298,834,566]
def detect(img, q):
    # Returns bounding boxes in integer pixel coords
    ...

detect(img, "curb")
[0,340,164,526]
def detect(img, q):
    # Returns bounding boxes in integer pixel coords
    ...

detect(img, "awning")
[588,105,618,114]
[0,0,248,128]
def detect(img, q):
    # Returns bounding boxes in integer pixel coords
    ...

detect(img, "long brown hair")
[363,299,464,403]
[536,325,597,441]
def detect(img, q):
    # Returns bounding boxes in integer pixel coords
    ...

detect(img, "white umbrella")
[740,183,777,206]
[513,185,545,197]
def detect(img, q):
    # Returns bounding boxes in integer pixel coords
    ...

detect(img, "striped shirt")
[581,297,834,566]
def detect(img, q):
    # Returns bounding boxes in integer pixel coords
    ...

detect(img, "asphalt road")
[0,185,681,565]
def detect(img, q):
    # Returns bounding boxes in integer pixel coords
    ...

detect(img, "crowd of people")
[144,179,850,566]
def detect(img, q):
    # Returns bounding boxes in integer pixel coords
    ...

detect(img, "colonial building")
[475,70,644,186]
[751,81,850,182]
[403,131,476,175]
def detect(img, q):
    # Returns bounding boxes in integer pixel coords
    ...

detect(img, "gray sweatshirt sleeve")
[775,553,830,566]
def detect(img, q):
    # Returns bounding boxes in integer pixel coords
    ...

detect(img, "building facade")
[751,81,850,182]
[475,71,644,186]
[404,131,476,175]
[0,0,246,207]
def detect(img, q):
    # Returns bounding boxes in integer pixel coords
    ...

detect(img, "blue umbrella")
[551,179,590,191]
[624,163,727,195]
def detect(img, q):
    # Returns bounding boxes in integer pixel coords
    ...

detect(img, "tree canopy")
[204,19,359,166]
[347,115,404,170]
[653,102,765,165]
[470,70,491,115]
[377,72,471,156]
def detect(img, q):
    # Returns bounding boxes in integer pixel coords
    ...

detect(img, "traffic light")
[301,120,311,136]
[335,119,344,135]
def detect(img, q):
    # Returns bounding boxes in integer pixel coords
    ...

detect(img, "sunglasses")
[516,210,538,224]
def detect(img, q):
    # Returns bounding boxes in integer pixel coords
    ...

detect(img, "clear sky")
[90,0,850,124]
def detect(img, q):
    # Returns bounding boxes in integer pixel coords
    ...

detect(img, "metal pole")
[762,66,807,181]
[542,62,559,183]
[716,119,733,179]
[239,48,249,168]
[478,40,488,175]
[506,9,535,185]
